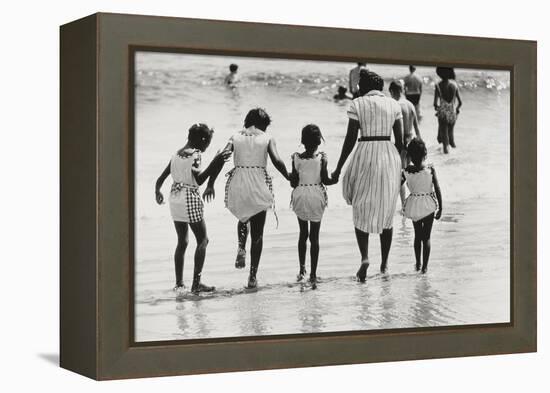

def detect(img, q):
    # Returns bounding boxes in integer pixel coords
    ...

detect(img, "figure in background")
[434,67,462,154]
[404,65,423,119]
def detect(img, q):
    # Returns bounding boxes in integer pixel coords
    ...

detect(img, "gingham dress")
[290,153,328,222]
[169,149,204,223]
[402,166,438,222]
[342,90,403,233]
[225,127,275,223]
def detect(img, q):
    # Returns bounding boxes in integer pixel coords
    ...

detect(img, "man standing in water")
[389,80,422,208]
[404,65,423,119]
[349,62,367,98]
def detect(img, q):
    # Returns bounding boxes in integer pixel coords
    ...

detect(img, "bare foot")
[235,248,246,269]
[356,260,369,283]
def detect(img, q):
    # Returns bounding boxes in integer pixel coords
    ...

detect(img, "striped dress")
[342,90,403,233]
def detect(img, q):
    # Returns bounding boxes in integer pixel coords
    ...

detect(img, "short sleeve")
[393,101,403,121]
[347,101,359,120]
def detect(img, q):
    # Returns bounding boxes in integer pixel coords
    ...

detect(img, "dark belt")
[358,136,391,142]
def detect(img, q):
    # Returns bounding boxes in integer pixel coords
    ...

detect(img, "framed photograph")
[60,13,537,380]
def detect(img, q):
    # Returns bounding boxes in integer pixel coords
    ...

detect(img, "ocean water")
[134,52,510,342]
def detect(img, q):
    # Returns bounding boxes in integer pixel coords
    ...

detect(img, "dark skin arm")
[433,83,440,110]
[432,167,443,219]
[332,118,360,180]
[203,141,234,202]
[455,84,463,115]
[192,149,232,186]
[412,110,421,139]
[155,162,171,204]
[290,154,299,188]
[393,118,404,153]
[320,153,337,185]
[268,138,290,180]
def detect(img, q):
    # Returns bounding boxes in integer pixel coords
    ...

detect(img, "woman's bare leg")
[438,119,450,154]
[380,228,393,273]
[354,227,370,282]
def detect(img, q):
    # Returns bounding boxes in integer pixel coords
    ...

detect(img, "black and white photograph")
[133,51,510,342]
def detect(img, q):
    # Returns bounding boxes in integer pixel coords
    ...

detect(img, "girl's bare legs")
[354,228,369,282]
[247,210,267,288]
[420,213,435,273]
[412,213,435,273]
[235,221,249,269]
[297,218,309,281]
[173,221,189,288]
[309,221,321,283]
[189,220,214,293]
[412,219,423,271]
[380,228,393,273]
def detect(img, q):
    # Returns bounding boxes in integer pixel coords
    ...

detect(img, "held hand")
[435,209,442,220]
[202,186,215,203]
[456,107,461,115]
[155,190,164,205]
[213,149,232,167]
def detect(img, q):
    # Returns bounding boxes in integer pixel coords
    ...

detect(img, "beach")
[134,53,510,342]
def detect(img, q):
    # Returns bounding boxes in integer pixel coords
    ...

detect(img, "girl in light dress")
[155,124,231,294]
[402,138,443,273]
[290,125,337,287]
[222,108,291,289]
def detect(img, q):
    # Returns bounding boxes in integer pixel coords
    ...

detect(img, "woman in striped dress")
[332,70,404,282]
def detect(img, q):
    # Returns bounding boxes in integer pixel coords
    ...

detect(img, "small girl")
[290,125,337,286]
[155,123,231,293]
[222,108,291,289]
[402,138,443,273]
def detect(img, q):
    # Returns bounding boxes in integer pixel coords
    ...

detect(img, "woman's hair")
[358,70,384,96]
[436,66,456,80]
[229,63,238,72]
[244,108,272,131]
[301,124,324,148]
[407,138,428,166]
[188,123,214,148]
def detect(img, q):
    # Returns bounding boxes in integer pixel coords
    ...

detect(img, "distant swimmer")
[333,86,353,101]
[224,63,239,86]
[404,65,423,119]
[349,62,367,98]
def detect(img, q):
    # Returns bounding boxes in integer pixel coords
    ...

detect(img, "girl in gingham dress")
[155,124,231,294]
[221,108,291,289]
[290,125,337,287]
[402,138,443,273]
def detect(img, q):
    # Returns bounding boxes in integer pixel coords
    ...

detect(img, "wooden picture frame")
[60,12,537,380]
